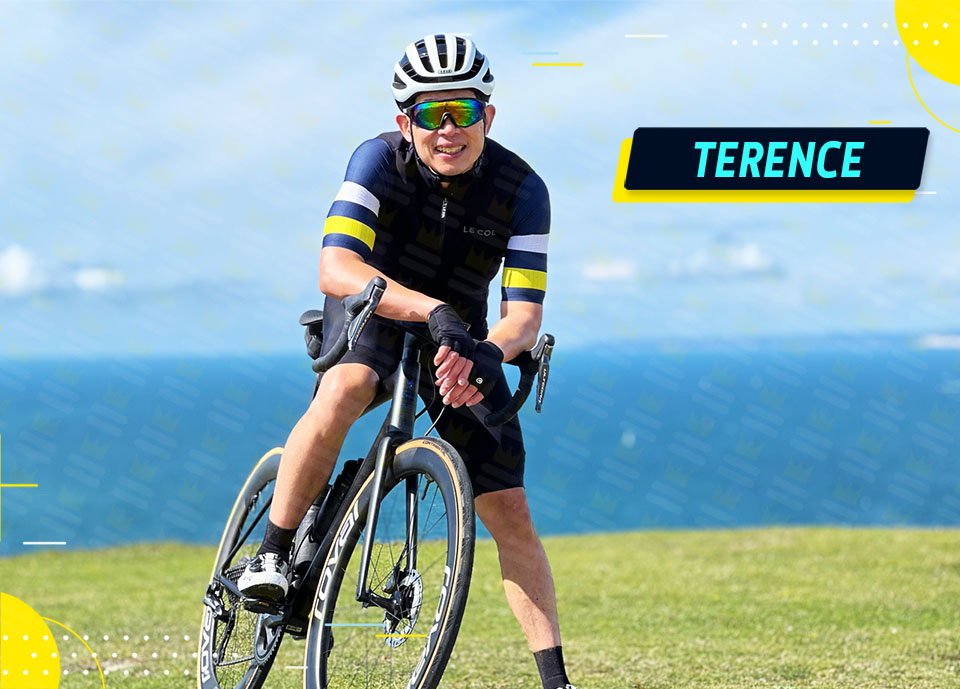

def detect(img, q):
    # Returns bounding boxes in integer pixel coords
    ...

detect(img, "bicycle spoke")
[423,511,447,543]
[421,485,439,539]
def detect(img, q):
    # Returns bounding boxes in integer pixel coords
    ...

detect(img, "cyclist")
[239,34,577,689]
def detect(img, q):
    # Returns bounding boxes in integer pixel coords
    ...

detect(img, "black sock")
[534,646,569,689]
[257,519,297,560]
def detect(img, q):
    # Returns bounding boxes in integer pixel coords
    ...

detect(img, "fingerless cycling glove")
[467,340,504,398]
[427,304,475,359]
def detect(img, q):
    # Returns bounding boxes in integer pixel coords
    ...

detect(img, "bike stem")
[356,332,422,604]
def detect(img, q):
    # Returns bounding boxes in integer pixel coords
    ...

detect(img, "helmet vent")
[435,34,448,69]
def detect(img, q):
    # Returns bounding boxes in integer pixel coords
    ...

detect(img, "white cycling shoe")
[237,553,290,603]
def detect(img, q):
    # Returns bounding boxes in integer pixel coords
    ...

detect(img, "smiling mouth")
[435,145,465,155]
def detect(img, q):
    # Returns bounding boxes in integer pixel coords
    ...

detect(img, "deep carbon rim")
[303,438,473,689]
[198,450,285,689]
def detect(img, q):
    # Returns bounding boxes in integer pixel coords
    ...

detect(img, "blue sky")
[1,0,959,357]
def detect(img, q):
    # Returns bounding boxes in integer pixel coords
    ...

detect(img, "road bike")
[198,277,554,689]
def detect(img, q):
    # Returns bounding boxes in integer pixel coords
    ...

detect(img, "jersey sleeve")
[322,138,393,260]
[501,172,550,304]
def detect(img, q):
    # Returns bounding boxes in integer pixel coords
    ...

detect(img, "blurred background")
[2,0,959,556]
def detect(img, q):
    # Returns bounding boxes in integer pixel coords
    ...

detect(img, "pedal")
[241,597,283,615]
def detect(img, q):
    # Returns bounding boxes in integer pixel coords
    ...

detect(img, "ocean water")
[1,337,959,557]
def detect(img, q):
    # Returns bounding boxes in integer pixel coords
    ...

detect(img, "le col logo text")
[463,226,495,237]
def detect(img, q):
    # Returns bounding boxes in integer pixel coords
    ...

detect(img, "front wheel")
[197,448,285,689]
[304,437,475,689]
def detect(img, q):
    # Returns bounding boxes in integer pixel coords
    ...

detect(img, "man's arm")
[318,247,442,322]
[442,171,550,408]
[320,138,473,384]
[321,245,477,385]
[486,300,542,362]
[319,248,473,383]
[489,170,549,361]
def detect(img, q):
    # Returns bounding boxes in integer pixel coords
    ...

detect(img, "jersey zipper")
[439,195,450,303]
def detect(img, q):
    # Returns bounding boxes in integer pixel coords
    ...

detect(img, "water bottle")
[291,487,328,579]
[291,458,362,578]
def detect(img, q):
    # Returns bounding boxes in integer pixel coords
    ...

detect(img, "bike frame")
[210,300,549,638]
[209,330,428,634]
[354,330,423,607]
[202,277,552,689]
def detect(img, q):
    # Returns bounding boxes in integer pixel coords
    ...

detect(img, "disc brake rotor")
[382,570,423,648]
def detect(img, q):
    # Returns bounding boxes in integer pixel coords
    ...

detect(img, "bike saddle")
[299,309,324,327]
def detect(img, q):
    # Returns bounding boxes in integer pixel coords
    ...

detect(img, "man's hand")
[434,345,474,389]
[435,340,503,408]
[428,304,478,403]
[435,346,482,408]
[427,305,475,358]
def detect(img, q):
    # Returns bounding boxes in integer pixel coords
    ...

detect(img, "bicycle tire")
[303,436,475,689]
[198,448,286,689]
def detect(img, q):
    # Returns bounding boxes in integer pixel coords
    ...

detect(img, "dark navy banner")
[622,127,928,191]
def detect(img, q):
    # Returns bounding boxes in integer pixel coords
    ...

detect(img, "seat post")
[388,331,422,440]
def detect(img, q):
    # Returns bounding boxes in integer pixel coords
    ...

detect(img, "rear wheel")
[303,437,475,689]
[198,449,285,689]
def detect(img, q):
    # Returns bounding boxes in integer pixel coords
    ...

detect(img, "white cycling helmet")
[392,34,495,110]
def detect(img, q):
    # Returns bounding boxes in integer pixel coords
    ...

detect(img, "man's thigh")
[321,295,404,382]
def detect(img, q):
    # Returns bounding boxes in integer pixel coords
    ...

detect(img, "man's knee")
[476,487,537,544]
[310,364,379,420]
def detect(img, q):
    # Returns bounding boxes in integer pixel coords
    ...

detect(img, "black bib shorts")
[320,295,525,497]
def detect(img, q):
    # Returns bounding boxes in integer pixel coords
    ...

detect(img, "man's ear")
[483,104,496,135]
[396,113,413,142]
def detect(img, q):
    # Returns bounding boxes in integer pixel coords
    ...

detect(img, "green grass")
[1,528,959,688]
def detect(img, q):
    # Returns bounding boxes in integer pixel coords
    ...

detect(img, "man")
[239,34,576,689]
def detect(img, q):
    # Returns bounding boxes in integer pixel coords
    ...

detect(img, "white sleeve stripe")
[335,181,380,216]
[506,234,549,253]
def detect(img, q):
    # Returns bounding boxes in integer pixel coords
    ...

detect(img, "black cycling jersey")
[321,131,550,339]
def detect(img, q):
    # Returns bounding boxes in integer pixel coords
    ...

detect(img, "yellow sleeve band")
[502,267,547,291]
[323,216,376,251]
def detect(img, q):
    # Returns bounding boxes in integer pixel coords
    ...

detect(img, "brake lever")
[533,334,554,413]
[347,278,386,351]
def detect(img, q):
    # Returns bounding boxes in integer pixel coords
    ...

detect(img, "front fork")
[355,333,422,609]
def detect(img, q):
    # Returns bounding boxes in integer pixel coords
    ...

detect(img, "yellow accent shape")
[906,52,960,133]
[0,593,60,688]
[896,1,960,85]
[323,216,376,251]
[611,138,916,203]
[502,267,547,291]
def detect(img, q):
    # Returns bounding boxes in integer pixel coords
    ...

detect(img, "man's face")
[396,88,496,177]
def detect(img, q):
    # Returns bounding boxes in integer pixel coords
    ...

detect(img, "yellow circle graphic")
[0,593,60,688]
[895,0,960,85]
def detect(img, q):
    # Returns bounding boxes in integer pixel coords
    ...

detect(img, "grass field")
[1,528,959,688]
